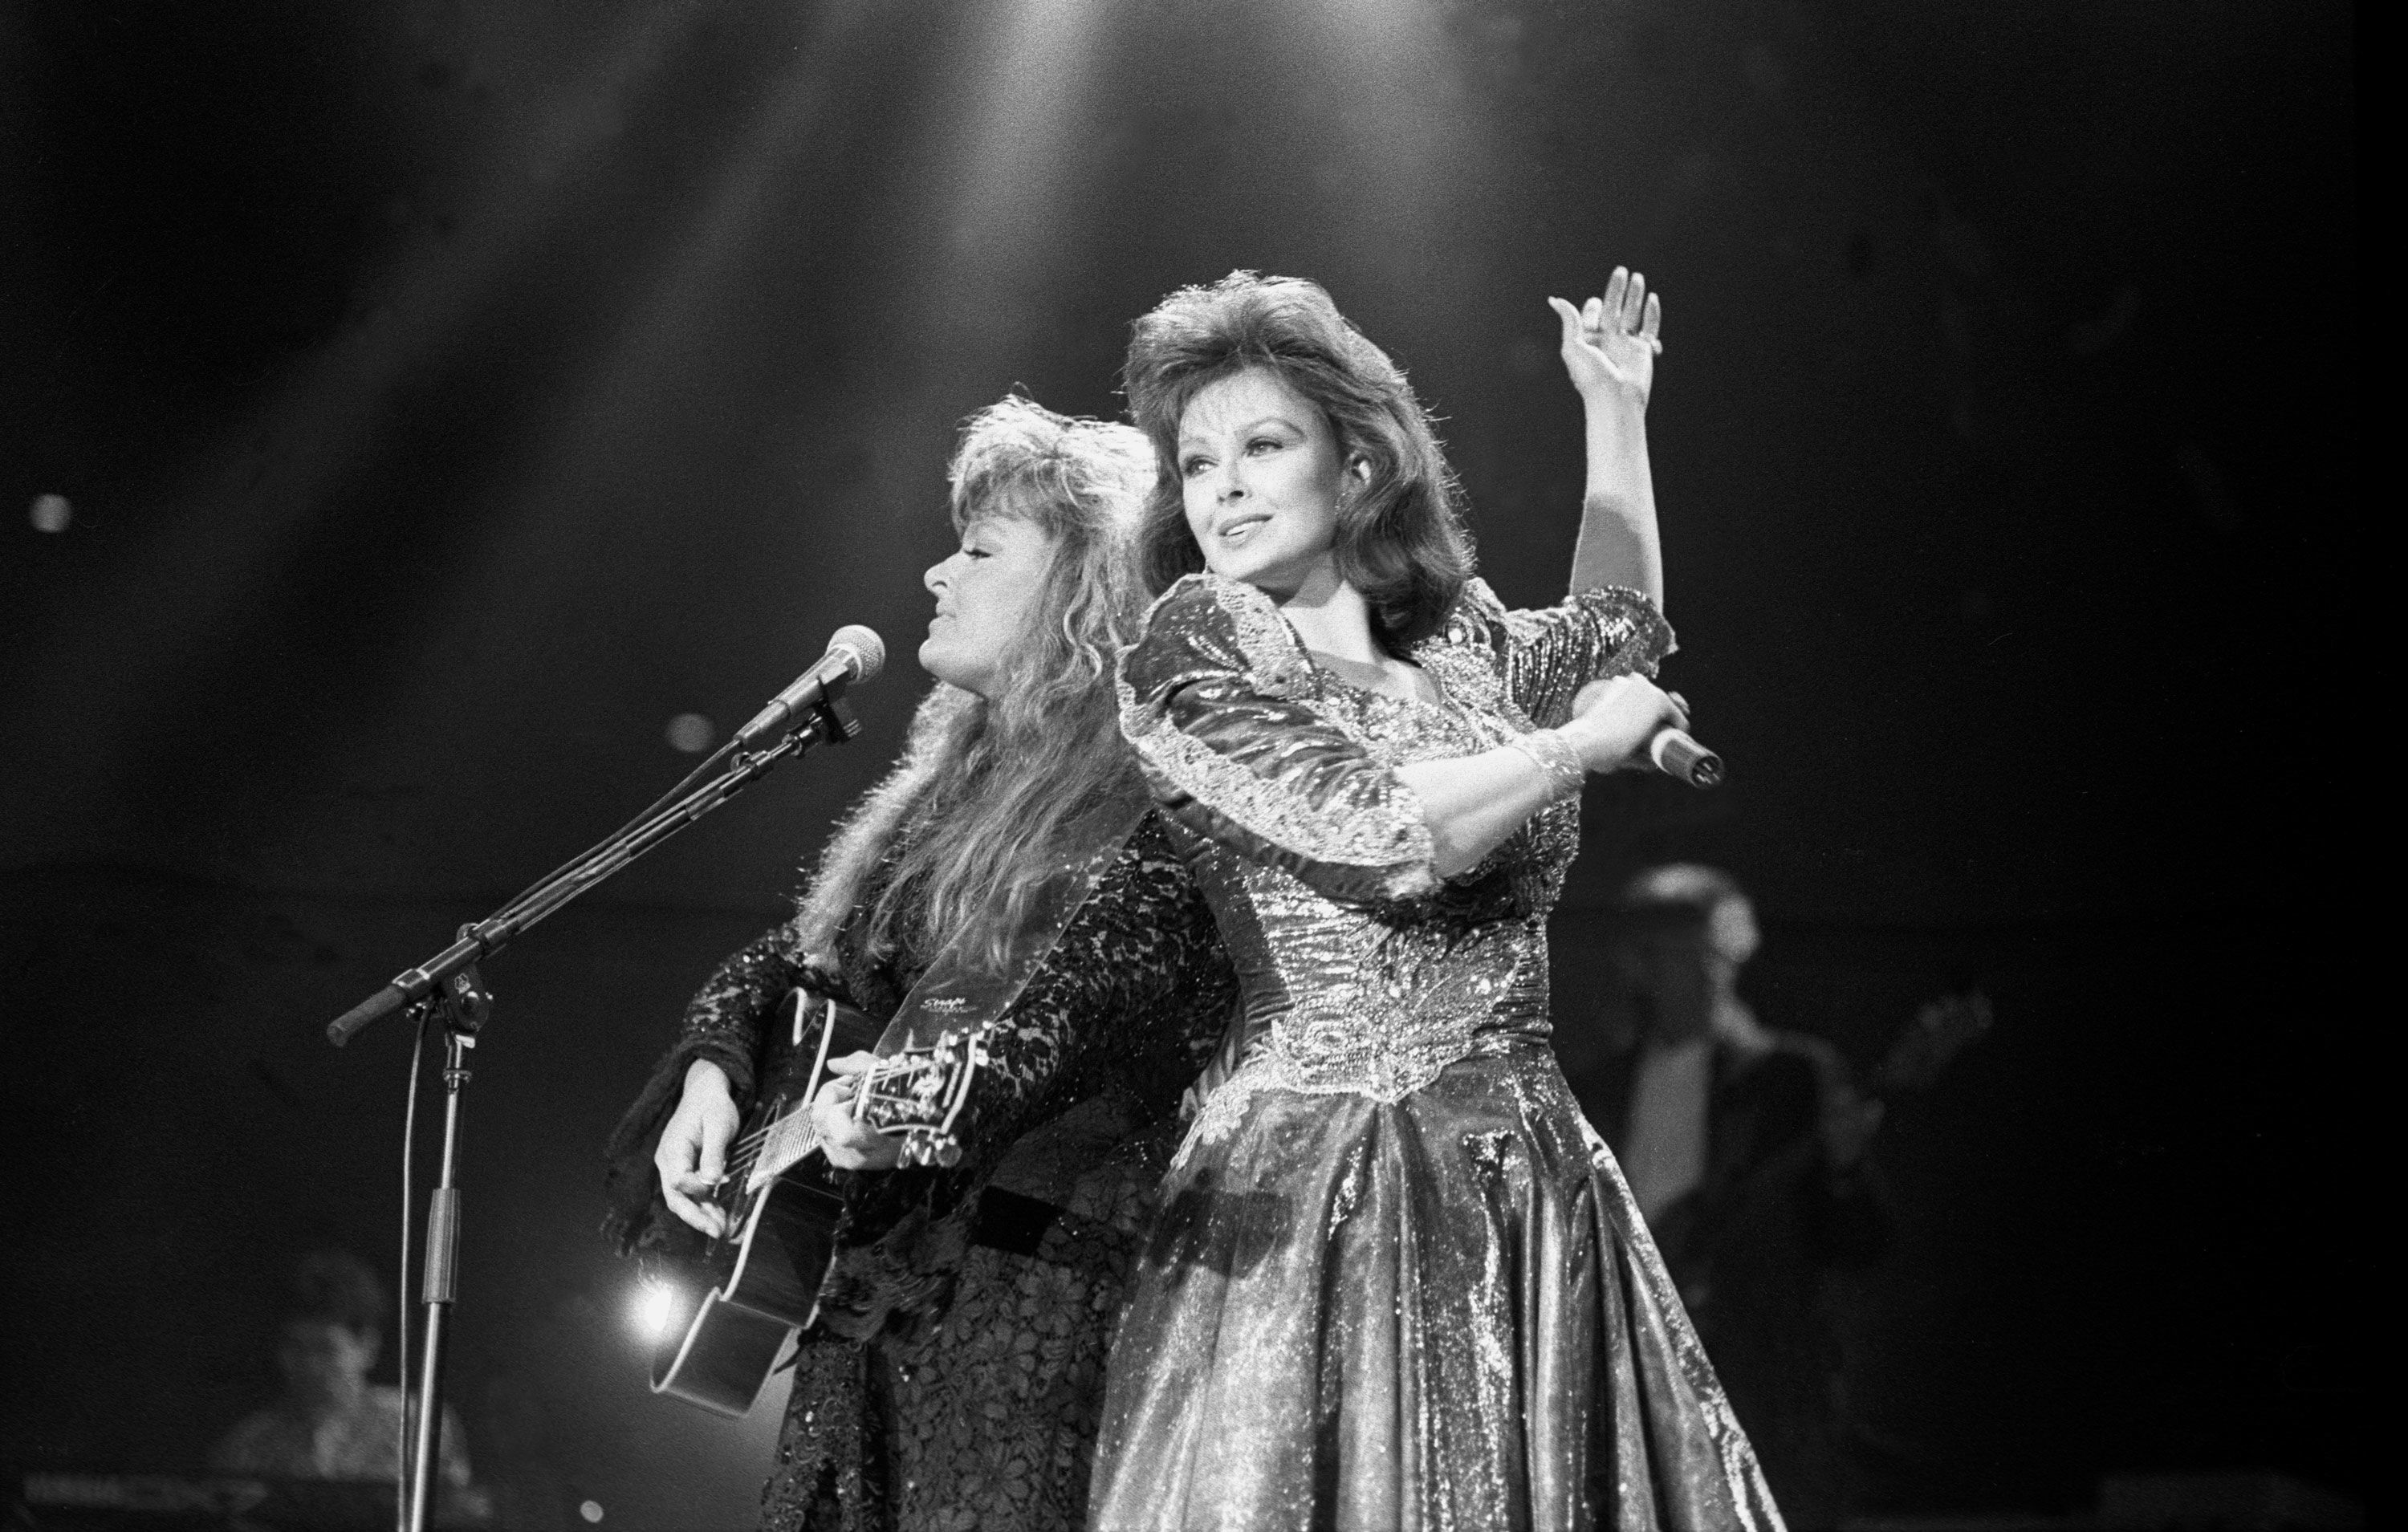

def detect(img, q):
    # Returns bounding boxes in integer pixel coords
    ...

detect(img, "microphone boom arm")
[320,674,864,1532]
[326,686,860,1048]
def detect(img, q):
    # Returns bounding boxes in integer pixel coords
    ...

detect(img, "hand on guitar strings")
[814,1053,906,1171]
[657,1058,742,1238]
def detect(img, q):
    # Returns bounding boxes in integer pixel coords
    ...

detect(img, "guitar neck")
[730,993,993,1196]
[743,1102,824,1193]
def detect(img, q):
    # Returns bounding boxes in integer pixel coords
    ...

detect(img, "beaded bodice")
[1180,681,1571,1107]
[1117,573,1673,1115]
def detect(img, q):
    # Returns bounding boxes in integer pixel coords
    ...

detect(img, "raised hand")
[1548,266,1664,408]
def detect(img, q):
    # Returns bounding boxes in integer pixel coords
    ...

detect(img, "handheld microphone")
[1648,690,1723,788]
[732,625,885,749]
[1648,728,1723,789]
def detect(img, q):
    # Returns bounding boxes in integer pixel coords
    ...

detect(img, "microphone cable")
[393,1004,432,1532]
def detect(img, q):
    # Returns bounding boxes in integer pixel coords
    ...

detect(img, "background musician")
[209,1249,473,1493]
[1567,864,1989,1523]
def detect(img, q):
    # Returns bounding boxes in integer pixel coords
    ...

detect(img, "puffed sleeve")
[1448,578,1676,729]
[1117,574,1439,903]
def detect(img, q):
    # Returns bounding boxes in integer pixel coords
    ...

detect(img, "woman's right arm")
[605,921,820,1246]
[656,1059,743,1237]
[669,920,820,1104]
[1397,674,1686,876]
[1121,578,1684,893]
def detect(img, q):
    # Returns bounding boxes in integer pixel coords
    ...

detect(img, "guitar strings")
[730,1040,983,1184]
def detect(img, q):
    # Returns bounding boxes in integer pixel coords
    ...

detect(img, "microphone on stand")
[731,625,886,749]
[327,626,889,1050]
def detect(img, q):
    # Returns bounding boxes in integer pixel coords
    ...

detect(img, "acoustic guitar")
[650,990,989,1417]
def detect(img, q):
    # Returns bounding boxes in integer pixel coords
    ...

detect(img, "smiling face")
[919,513,1059,698]
[1176,368,1358,600]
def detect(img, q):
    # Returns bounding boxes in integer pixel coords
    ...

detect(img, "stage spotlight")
[665,712,716,753]
[30,494,71,533]
[631,1280,684,1343]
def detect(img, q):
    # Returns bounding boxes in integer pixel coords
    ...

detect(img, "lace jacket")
[604,812,1237,1336]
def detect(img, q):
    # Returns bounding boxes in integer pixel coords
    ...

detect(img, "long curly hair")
[1122,270,1475,652]
[793,396,1154,972]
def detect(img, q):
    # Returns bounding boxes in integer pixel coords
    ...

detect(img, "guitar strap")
[872,794,1153,1055]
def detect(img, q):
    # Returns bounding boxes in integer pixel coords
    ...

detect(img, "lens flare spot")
[632,1281,681,1342]
[579,1501,605,1524]
[30,494,72,533]
[665,713,715,753]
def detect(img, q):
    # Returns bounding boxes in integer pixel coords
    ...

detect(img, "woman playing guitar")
[604,396,1238,1531]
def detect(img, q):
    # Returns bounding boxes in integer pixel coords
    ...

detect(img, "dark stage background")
[1,0,2363,1524]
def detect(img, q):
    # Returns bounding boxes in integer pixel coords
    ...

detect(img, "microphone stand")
[322,689,861,1532]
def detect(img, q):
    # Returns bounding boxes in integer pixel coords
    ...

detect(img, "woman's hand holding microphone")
[1559,675,1691,775]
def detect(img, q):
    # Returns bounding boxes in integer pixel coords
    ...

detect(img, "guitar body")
[650,991,983,1419]
[649,1169,852,1416]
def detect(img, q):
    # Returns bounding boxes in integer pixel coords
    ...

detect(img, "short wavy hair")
[1613,864,1758,964]
[1122,271,1475,652]
[291,1249,387,1339]
[795,395,1155,971]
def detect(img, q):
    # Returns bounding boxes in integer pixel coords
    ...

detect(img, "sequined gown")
[608,812,1237,1532]
[1090,574,1784,1531]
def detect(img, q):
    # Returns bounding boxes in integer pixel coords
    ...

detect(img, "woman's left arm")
[1548,267,1665,607]
[814,823,1228,1168]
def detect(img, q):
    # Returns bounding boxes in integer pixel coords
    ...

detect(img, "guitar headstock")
[1874,990,1995,1096]
[851,1025,992,1168]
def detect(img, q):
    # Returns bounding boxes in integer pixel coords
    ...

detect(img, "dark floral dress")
[607,812,1236,1531]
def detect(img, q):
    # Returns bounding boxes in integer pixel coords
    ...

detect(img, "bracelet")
[1505,728,1586,803]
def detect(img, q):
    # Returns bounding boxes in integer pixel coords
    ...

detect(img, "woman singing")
[605,396,1236,1531]
[1091,272,1783,1528]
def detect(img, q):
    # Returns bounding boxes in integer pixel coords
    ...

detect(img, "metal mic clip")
[816,687,861,742]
